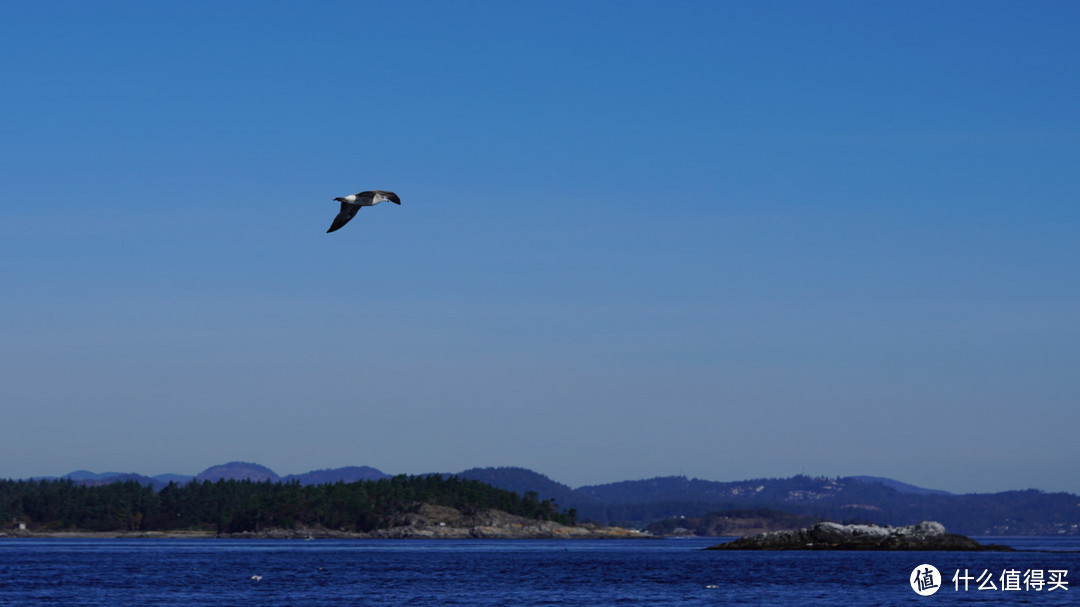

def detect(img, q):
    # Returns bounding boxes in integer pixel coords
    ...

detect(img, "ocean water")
[1,537,1077,606]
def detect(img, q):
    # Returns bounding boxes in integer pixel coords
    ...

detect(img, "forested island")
[0,475,616,538]
[10,464,1080,537]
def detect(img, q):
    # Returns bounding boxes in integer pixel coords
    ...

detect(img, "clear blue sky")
[2,1,1078,494]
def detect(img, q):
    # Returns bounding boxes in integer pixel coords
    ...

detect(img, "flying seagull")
[326,190,401,233]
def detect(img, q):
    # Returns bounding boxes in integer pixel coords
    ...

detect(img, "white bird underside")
[326,190,400,233]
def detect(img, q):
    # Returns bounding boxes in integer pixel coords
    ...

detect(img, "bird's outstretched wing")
[327,202,361,233]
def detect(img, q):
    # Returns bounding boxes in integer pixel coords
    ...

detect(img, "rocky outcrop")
[218,505,647,540]
[706,521,1012,551]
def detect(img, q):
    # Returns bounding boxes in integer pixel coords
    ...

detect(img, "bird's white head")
[374,191,401,205]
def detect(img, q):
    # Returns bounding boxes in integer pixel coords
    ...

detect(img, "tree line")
[0,475,577,533]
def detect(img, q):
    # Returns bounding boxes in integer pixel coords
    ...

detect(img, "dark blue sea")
[1,537,1077,605]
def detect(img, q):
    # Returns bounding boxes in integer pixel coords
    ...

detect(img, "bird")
[326,190,401,233]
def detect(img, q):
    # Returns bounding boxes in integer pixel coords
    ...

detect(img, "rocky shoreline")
[706,521,1013,551]
[2,505,646,540]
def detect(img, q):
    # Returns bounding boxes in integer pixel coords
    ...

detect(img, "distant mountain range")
[37,462,390,491]
[847,475,952,496]
[63,470,186,491]
[25,463,1079,536]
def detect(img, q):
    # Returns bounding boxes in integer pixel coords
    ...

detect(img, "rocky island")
[706,521,1012,551]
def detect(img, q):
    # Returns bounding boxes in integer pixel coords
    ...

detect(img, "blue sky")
[2,1,1078,494]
